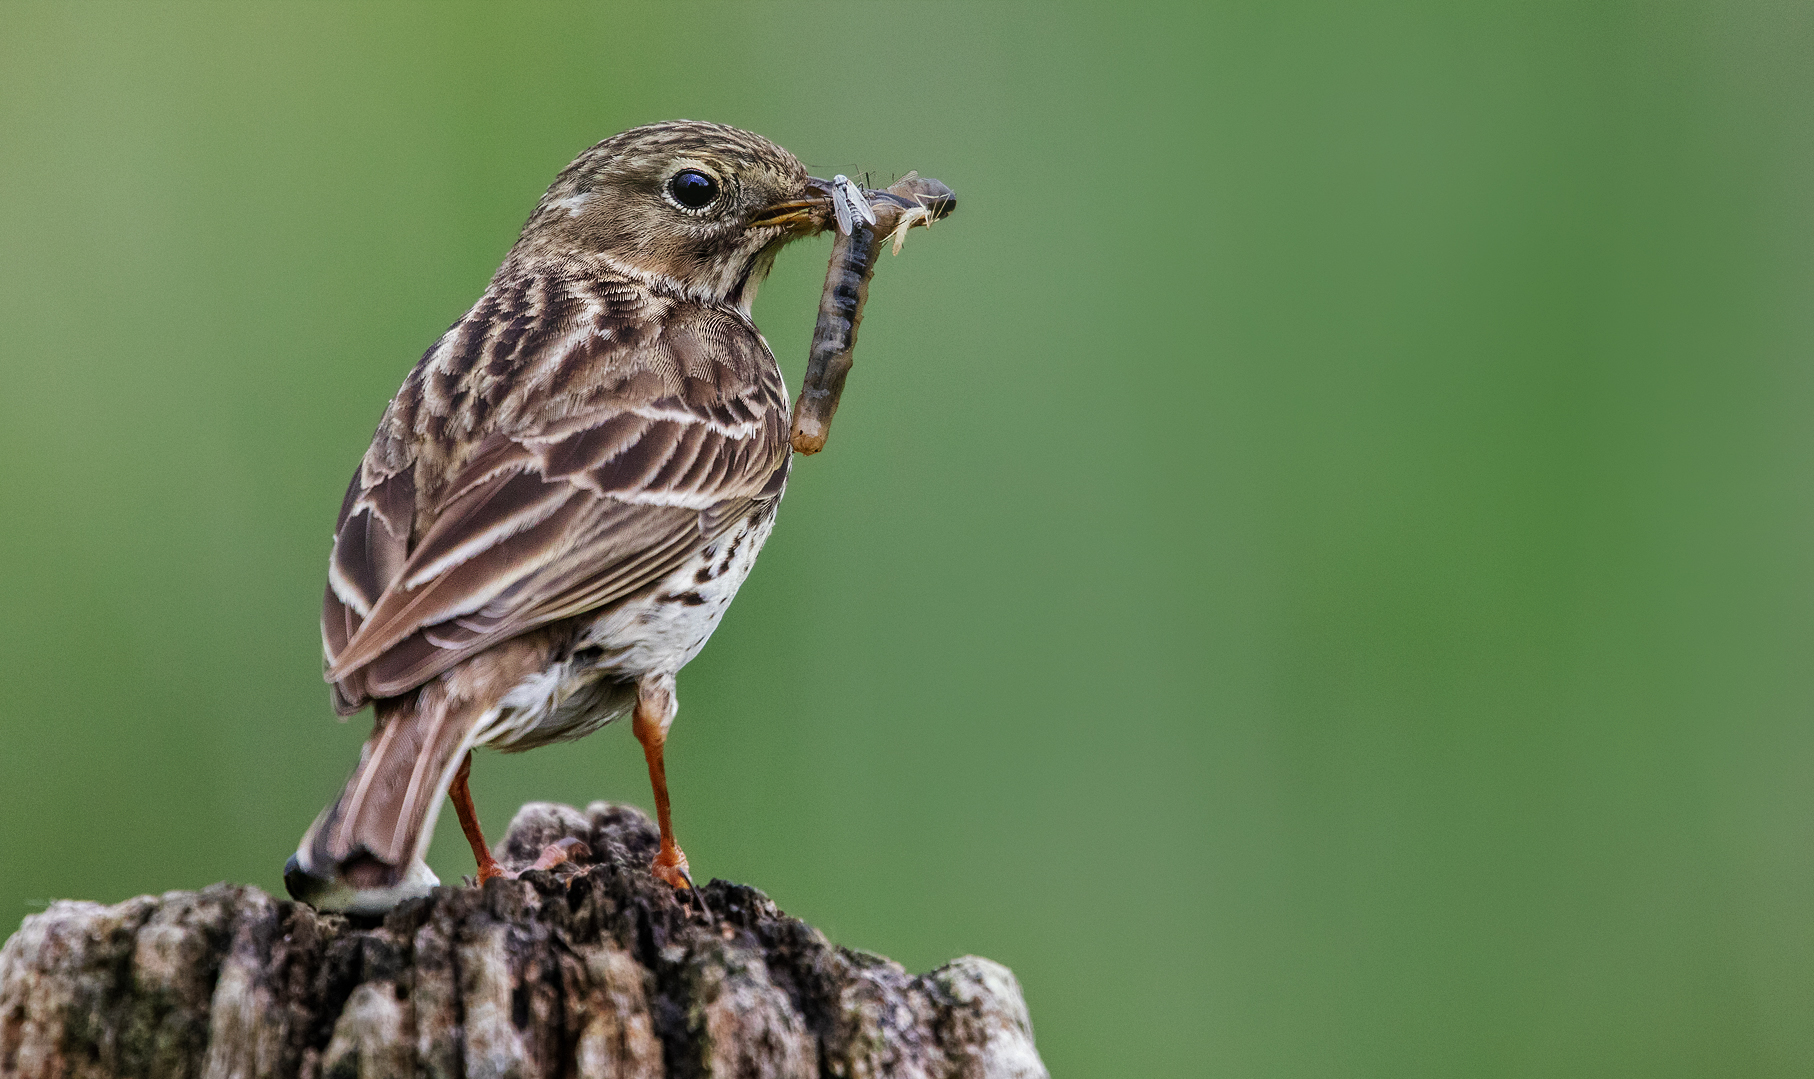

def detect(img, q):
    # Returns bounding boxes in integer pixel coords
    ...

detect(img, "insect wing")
[840,176,878,226]
[830,174,855,235]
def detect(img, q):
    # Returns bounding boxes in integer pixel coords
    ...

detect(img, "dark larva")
[790,174,956,455]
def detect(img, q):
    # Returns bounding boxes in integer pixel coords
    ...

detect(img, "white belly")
[585,505,778,675]
[473,504,778,752]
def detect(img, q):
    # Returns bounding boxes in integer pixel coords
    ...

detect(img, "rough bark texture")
[0,802,1045,1079]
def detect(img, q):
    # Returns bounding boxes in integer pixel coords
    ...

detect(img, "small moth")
[791,173,956,455]
[827,173,880,236]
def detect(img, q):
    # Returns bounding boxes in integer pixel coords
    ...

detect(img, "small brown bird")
[285,121,858,912]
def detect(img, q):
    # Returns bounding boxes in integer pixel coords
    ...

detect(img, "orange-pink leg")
[450,752,587,885]
[634,673,694,890]
[450,752,508,883]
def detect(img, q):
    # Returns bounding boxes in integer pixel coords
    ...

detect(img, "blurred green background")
[2,2,1812,1075]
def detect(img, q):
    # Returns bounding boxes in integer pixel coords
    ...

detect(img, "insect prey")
[790,173,957,455]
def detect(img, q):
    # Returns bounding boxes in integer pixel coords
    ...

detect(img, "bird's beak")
[745,176,838,234]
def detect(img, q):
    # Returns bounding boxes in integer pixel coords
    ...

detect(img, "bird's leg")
[634,673,695,891]
[450,752,590,885]
[449,752,507,884]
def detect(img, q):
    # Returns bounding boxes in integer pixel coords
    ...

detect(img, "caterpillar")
[791,172,957,456]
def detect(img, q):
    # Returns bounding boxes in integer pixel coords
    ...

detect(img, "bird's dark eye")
[668,170,718,209]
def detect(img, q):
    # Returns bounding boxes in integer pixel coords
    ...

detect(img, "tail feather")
[286,684,482,912]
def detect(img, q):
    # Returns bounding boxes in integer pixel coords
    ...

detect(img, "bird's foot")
[474,837,592,885]
[651,843,693,890]
[526,836,591,873]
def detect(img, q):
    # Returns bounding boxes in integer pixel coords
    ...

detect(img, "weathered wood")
[0,802,1045,1079]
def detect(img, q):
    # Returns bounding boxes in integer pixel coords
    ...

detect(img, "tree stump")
[0,802,1046,1079]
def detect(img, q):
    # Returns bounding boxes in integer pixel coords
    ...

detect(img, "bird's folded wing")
[322,297,790,712]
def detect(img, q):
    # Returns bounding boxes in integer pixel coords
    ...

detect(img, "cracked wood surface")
[0,802,1045,1079]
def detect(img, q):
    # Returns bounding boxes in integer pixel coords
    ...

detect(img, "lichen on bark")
[0,802,1045,1079]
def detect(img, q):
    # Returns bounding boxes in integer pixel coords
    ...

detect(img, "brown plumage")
[285,121,844,913]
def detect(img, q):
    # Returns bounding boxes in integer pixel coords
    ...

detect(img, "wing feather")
[320,266,789,714]
[537,413,652,478]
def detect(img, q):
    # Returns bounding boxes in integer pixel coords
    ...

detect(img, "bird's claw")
[528,836,591,872]
[662,859,712,919]
[650,843,692,890]
[473,837,591,886]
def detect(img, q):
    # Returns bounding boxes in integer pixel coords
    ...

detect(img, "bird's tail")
[284,683,482,913]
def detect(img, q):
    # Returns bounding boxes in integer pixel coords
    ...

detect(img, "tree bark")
[0,802,1046,1079]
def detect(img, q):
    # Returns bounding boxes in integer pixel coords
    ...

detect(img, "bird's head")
[510,120,838,313]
